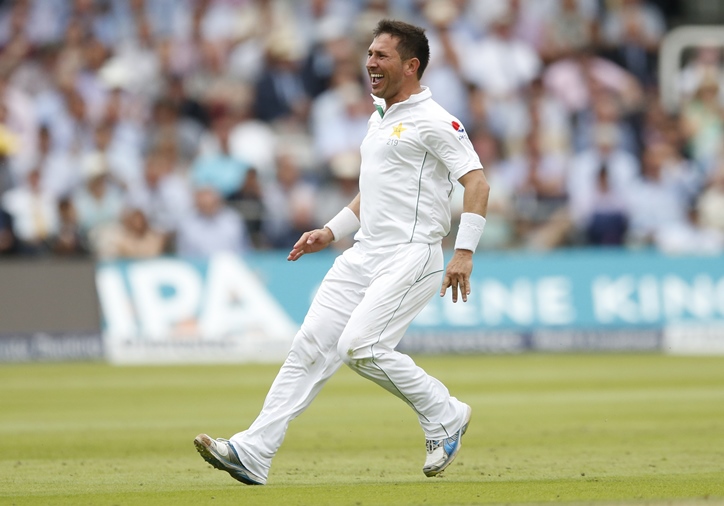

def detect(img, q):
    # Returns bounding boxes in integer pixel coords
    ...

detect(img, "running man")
[194,19,490,484]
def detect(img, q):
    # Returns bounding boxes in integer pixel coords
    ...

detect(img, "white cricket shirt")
[356,87,482,248]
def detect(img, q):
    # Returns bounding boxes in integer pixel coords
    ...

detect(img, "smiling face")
[366,33,420,107]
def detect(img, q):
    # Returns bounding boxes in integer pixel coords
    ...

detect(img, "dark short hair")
[373,19,430,79]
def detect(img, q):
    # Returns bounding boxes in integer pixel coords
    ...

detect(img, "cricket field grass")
[1,354,723,506]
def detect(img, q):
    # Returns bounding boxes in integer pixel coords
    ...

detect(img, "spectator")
[462,8,541,99]
[54,19,86,89]
[419,0,474,125]
[52,198,87,256]
[165,75,209,130]
[543,45,643,115]
[697,164,724,235]
[192,111,250,199]
[679,72,724,173]
[86,119,144,191]
[464,0,568,50]
[72,151,125,251]
[626,141,689,246]
[541,0,594,63]
[104,207,165,260]
[9,0,67,45]
[522,78,571,156]
[1,168,59,254]
[655,204,723,256]
[75,35,112,124]
[262,151,317,249]
[299,16,356,99]
[12,44,64,132]
[254,34,310,123]
[0,1,33,69]
[573,88,639,155]
[227,91,279,185]
[176,186,249,258]
[678,44,724,104]
[584,163,629,246]
[568,124,639,237]
[0,69,38,176]
[292,1,357,51]
[198,0,256,44]
[184,38,230,107]
[463,8,542,146]
[34,125,79,200]
[511,133,570,248]
[229,168,265,249]
[146,97,204,165]
[126,149,193,236]
[51,87,94,155]
[110,15,163,100]
[600,0,665,88]
[600,0,665,54]
[224,3,268,87]
[309,63,371,164]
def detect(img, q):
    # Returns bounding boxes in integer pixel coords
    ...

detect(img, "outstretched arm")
[287,193,360,261]
[440,169,490,302]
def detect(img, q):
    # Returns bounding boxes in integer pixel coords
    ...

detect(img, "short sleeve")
[418,115,483,181]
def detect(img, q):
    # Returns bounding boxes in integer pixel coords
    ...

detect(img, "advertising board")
[96,250,724,363]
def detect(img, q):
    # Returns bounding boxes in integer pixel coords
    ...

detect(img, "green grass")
[1,354,723,505]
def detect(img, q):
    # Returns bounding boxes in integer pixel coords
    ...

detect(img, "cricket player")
[194,19,490,485]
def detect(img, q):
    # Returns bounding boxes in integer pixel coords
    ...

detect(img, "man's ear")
[404,57,420,77]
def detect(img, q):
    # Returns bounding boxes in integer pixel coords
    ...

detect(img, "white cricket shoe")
[423,404,472,477]
[194,434,265,485]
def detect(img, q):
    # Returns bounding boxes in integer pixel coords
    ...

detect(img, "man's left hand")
[440,249,473,303]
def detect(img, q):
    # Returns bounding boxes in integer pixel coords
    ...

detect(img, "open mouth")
[370,73,383,88]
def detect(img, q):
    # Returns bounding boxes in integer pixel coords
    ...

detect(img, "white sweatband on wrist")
[454,212,486,252]
[324,206,360,242]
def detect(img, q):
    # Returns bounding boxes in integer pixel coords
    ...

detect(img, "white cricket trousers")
[230,241,469,482]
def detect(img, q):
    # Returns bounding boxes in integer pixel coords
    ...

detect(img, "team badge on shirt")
[387,122,406,146]
[390,122,407,138]
[451,120,468,141]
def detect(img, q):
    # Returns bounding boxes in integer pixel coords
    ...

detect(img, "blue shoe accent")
[443,432,460,457]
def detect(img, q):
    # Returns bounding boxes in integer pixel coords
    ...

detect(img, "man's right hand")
[287,227,335,261]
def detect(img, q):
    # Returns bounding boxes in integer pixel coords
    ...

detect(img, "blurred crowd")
[0,0,723,260]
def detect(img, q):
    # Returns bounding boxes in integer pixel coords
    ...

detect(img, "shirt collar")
[372,86,432,117]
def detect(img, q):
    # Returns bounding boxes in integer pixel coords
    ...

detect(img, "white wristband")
[324,207,360,242]
[454,213,486,252]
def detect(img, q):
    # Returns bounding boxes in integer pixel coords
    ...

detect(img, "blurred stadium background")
[0,0,724,363]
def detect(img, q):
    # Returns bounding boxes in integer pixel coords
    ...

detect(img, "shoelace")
[426,432,459,453]
[426,439,441,453]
